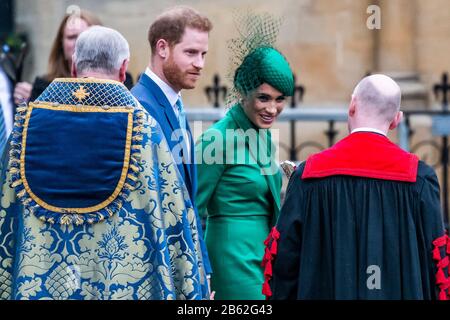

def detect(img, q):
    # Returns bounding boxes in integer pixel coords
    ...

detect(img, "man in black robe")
[263,74,449,300]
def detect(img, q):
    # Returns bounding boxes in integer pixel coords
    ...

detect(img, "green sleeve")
[195,129,226,218]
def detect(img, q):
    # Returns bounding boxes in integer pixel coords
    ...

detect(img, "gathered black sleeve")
[269,164,305,300]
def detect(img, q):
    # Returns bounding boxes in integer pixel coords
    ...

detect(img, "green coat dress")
[195,104,282,300]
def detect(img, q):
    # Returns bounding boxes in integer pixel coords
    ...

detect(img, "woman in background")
[14,9,132,104]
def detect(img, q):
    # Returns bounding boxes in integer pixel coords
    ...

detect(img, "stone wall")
[12,0,450,219]
[416,0,450,107]
[15,0,449,107]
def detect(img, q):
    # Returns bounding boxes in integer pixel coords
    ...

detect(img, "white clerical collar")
[145,67,180,107]
[351,127,387,136]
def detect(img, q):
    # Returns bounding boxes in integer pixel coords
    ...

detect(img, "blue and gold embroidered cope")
[9,78,145,225]
[0,78,211,299]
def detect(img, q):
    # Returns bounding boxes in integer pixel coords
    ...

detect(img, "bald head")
[348,74,403,134]
[352,74,401,122]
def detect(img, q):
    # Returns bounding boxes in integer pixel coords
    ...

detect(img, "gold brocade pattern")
[0,78,210,299]
[0,113,209,300]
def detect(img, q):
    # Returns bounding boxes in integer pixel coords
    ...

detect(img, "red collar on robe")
[302,132,419,182]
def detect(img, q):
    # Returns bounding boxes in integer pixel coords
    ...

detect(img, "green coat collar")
[228,104,281,219]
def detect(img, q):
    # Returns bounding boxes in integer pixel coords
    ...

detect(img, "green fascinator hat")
[227,12,295,103]
[234,46,294,97]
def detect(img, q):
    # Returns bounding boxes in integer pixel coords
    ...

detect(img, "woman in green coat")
[195,44,295,299]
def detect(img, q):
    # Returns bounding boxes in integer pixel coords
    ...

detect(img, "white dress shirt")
[351,127,387,136]
[145,68,181,116]
[144,67,191,158]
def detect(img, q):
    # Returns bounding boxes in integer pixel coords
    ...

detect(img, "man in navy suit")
[131,6,213,279]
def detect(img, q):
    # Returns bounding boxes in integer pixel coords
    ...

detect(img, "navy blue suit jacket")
[131,73,212,274]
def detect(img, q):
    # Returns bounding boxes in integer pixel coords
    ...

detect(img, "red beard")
[162,56,199,91]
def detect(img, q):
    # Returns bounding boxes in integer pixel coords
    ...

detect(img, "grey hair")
[73,26,130,75]
[353,74,401,122]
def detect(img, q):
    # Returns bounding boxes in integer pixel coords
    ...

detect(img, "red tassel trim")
[264,259,273,277]
[262,280,272,296]
[436,268,447,285]
[262,249,271,267]
[261,226,280,300]
[270,239,278,255]
[433,246,442,261]
[432,233,450,300]
[438,256,449,269]
[433,235,447,247]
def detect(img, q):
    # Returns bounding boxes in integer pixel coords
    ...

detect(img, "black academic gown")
[264,132,449,300]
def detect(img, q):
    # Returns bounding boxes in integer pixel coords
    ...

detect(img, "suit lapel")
[138,74,195,196]
[164,105,180,133]
[139,74,181,132]
[184,120,195,196]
